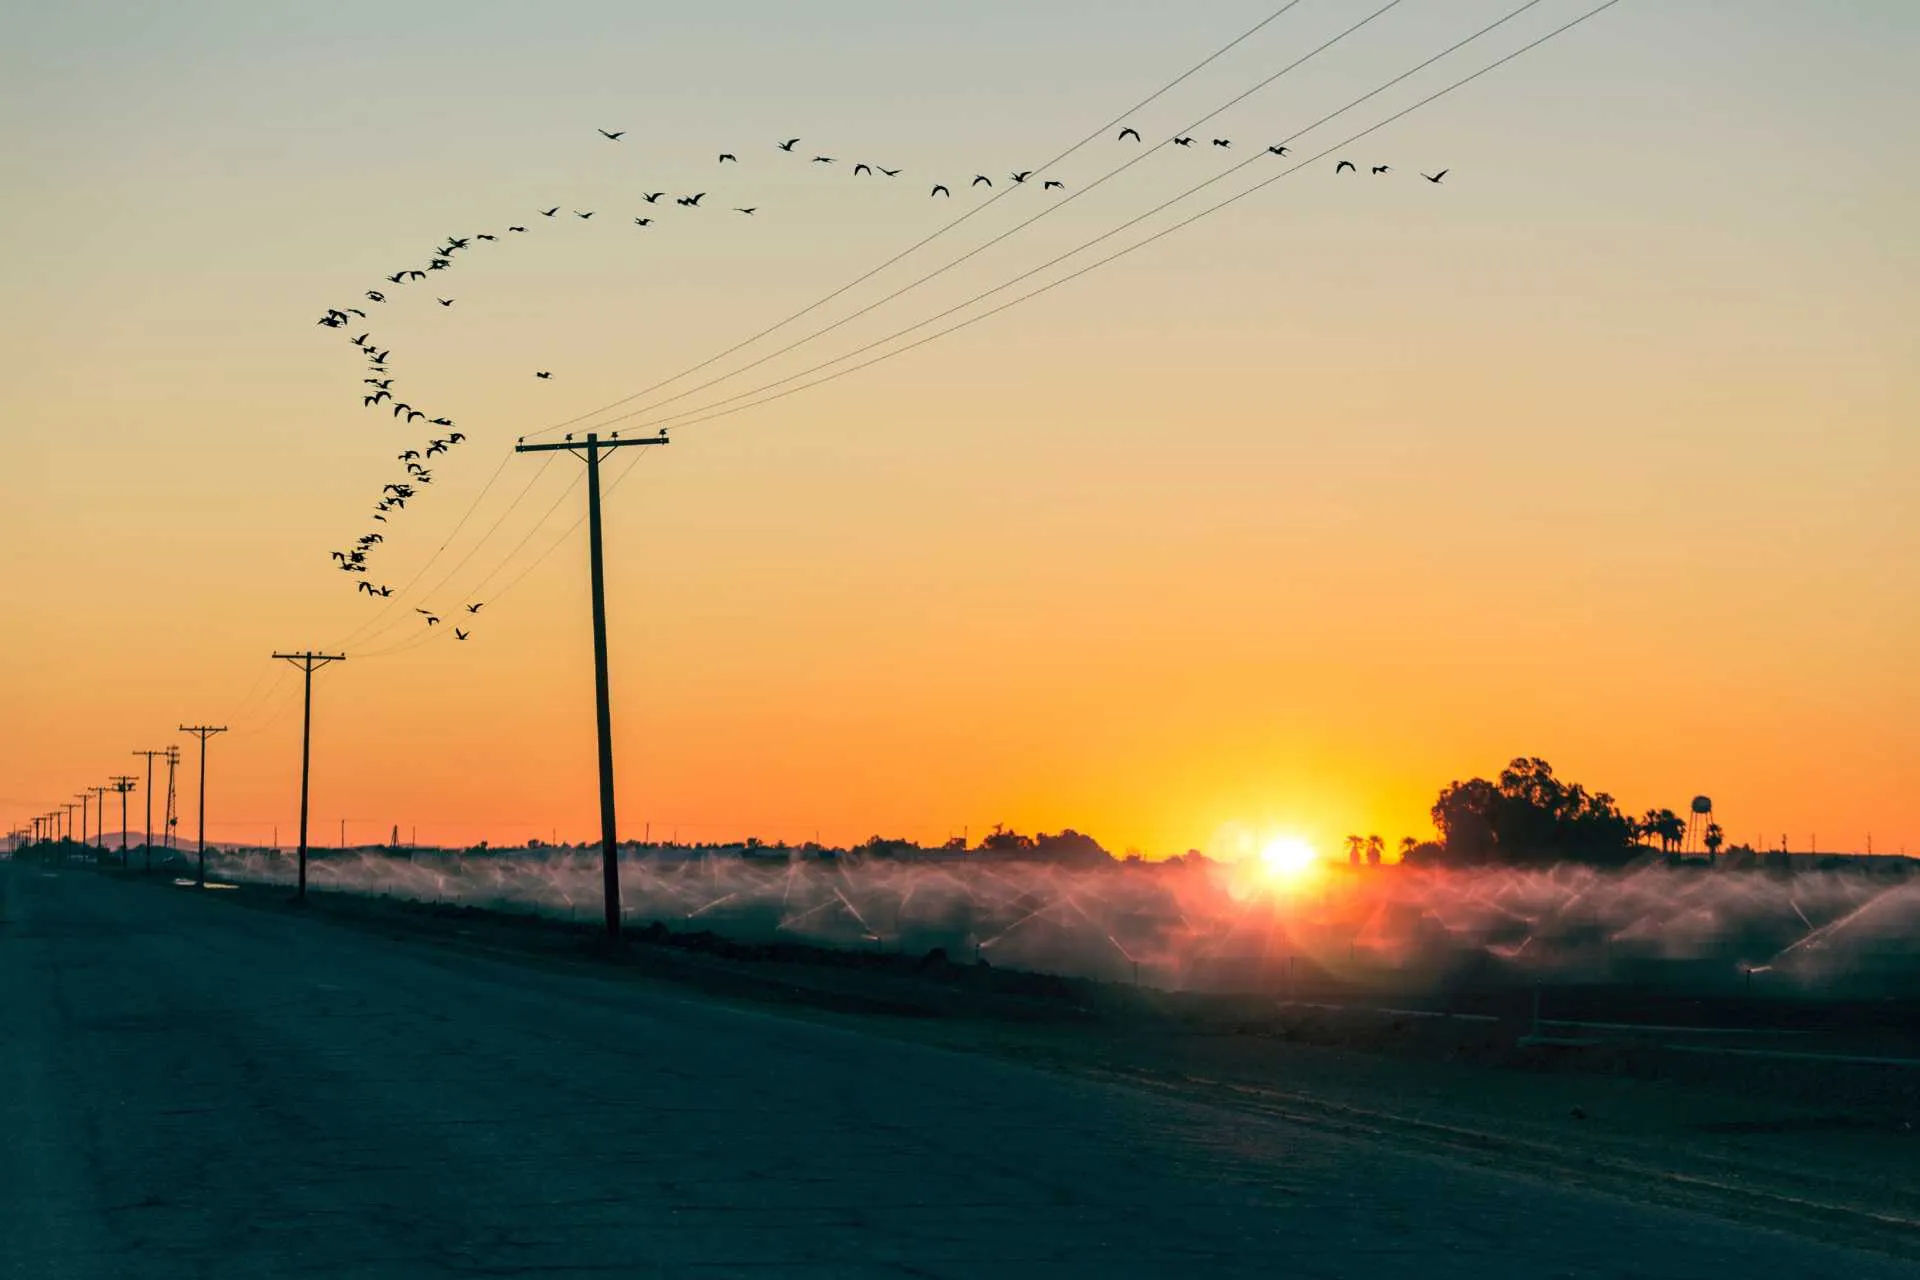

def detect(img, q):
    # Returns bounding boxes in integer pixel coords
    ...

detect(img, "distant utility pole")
[271,651,345,903]
[75,793,92,845]
[179,726,228,887]
[163,745,181,850]
[513,430,671,941]
[62,801,79,845]
[89,785,111,852]
[111,776,137,864]
[133,748,166,868]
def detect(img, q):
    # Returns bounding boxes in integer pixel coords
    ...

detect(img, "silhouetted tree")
[1344,834,1365,866]
[1703,822,1724,860]
[1640,808,1685,854]
[1398,836,1418,861]
[1365,834,1384,866]
[1430,758,1637,867]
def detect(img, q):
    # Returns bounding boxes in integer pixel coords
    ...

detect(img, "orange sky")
[3,1,1915,856]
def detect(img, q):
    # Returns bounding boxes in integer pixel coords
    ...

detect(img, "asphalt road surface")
[4,863,1913,1279]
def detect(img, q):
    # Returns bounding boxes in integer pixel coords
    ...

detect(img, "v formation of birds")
[316,126,1448,640]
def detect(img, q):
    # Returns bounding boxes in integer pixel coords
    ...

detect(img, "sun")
[1258,835,1320,881]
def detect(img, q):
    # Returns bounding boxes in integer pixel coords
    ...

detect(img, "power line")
[591,0,1610,440]
[527,0,1408,443]
[524,1,1312,443]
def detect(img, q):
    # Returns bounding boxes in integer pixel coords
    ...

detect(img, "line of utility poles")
[272,651,345,902]
[513,429,671,940]
[134,748,168,870]
[111,776,137,864]
[179,726,228,887]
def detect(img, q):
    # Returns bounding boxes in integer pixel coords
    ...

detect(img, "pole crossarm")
[513,433,670,456]
[272,652,347,668]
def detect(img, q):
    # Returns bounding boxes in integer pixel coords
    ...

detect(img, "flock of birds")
[315,125,1449,637]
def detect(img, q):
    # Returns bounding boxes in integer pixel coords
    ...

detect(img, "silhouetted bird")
[1043,180,1064,191]
[641,192,665,204]
[446,237,470,250]
[1118,127,1141,142]
[878,166,901,177]
[634,217,652,226]
[477,233,497,241]
[735,207,756,215]
[426,441,446,457]
[448,432,464,443]
[535,371,552,379]
[386,271,406,283]
[1011,170,1032,183]
[812,155,834,164]
[1422,169,1448,183]
[1173,136,1194,147]
[973,175,991,187]
[575,211,594,219]
[366,291,385,302]
[718,153,736,163]
[678,193,706,207]
[357,580,374,595]
[541,207,559,217]
[508,226,528,233]
[778,138,800,151]
[1268,145,1290,156]
[599,129,624,141]
[467,602,483,613]
[399,450,420,462]
[455,628,469,640]
[1336,160,1356,173]
[1212,139,1231,148]
[377,586,393,597]
[407,270,426,281]
[427,259,450,270]
[1372,165,1389,175]
[365,392,390,407]
[437,298,454,307]
[429,417,452,426]
[931,184,950,198]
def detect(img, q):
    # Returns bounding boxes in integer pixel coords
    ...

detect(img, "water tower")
[1685,795,1714,855]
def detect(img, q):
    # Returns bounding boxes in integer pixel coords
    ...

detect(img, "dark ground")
[5,860,1918,1278]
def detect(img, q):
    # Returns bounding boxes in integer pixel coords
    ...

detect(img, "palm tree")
[1703,822,1724,860]
[1344,834,1365,866]
[1640,808,1685,854]
[1398,836,1418,861]
[1365,834,1384,867]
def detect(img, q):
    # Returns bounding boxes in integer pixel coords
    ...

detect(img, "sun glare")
[1258,835,1320,881]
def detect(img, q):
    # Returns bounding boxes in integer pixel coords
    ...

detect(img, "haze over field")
[3,0,1915,858]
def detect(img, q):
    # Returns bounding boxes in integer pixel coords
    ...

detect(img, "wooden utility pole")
[74,794,92,846]
[512,430,670,940]
[272,651,345,902]
[88,785,111,851]
[179,726,228,886]
[111,776,137,864]
[133,748,166,869]
[163,745,181,850]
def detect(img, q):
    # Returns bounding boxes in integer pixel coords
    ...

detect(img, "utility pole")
[89,785,111,852]
[271,651,345,903]
[111,776,137,864]
[75,793,92,846]
[61,802,78,844]
[179,726,228,887]
[163,745,181,851]
[134,749,165,868]
[513,430,670,941]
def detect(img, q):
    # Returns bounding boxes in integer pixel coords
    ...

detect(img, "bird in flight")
[1268,145,1290,156]
[385,271,406,283]
[1211,139,1231,148]
[734,207,756,215]
[778,138,800,151]
[376,585,393,597]
[446,236,470,250]
[1011,170,1032,183]
[1043,180,1064,191]
[718,152,737,163]
[399,450,420,462]
[678,193,706,207]
[535,371,552,379]
[428,258,450,270]
[575,210,595,219]
[599,129,624,141]
[429,417,453,426]
[366,291,385,302]
[1336,160,1356,173]
[854,163,872,176]
[1118,127,1141,142]
[466,602,484,614]
[508,225,528,233]
[476,233,497,241]
[426,441,446,457]
[931,184,950,198]
[634,217,653,226]
[1173,136,1195,147]
[454,629,470,641]
[448,432,465,443]
[1372,165,1390,175]
[437,298,454,307]
[541,207,560,217]
[878,167,901,177]
[812,155,834,164]
[365,391,391,406]
[1422,169,1448,183]
[357,580,375,595]
[641,192,665,204]
[972,174,992,187]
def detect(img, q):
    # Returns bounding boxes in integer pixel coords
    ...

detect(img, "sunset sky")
[3,0,1915,857]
